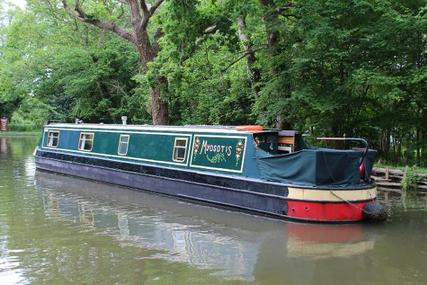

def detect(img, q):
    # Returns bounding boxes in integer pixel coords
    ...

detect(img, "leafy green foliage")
[402,166,421,192]
[253,0,427,165]
[8,96,55,130]
[0,2,141,124]
[0,0,426,165]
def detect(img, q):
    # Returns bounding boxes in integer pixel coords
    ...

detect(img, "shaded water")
[0,137,426,285]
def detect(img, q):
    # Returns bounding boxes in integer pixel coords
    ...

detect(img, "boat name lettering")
[200,140,233,156]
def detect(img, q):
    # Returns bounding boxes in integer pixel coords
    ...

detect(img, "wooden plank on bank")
[377,188,401,194]
[375,181,402,188]
[373,167,427,179]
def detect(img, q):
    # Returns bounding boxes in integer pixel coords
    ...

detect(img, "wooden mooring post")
[0,117,8,131]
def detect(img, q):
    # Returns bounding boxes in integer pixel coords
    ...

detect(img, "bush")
[402,166,420,192]
[9,97,55,131]
[8,123,38,132]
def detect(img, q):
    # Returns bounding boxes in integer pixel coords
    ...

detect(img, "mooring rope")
[330,191,373,215]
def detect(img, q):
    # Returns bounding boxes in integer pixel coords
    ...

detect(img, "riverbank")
[372,166,427,193]
[0,131,39,137]
[375,162,427,175]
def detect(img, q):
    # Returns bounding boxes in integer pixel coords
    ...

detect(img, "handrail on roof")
[316,137,369,167]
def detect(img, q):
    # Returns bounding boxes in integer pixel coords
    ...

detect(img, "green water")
[0,137,426,285]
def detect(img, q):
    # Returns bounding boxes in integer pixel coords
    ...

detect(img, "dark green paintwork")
[90,131,191,164]
[40,126,256,175]
[190,135,246,172]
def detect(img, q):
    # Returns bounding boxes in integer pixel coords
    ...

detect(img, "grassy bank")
[374,162,427,175]
[0,131,40,137]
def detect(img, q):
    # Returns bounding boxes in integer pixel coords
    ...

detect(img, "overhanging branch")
[276,3,293,14]
[62,0,136,44]
[127,0,143,34]
[221,46,267,72]
[140,0,149,16]
[140,0,164,29]
[149,0,164,15]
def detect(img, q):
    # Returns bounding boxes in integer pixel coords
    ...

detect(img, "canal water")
[0,137,426,285]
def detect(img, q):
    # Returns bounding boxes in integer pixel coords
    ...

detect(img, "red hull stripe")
[287,199,375,222]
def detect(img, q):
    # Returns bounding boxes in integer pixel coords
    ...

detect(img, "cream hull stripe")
[287,187,377,202]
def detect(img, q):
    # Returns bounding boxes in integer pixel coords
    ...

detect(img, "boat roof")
[45,123,276,134]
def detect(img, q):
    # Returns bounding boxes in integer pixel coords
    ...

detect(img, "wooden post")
[383,191,389,203]
[0,117,8,131]
[385,167,389,180]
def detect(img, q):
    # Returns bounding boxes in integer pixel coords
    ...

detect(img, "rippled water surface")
[0,137,426,285]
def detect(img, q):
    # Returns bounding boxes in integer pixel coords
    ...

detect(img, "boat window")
[117,134,130,156]
[78,132,94,151]
[173,138,188,162]
[47,130,60,147]
[254,133,278,154]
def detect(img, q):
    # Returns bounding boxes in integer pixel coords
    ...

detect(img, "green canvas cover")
[257,148,376,187]
[361,150,376,179]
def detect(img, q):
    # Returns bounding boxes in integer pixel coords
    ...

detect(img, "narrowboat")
[34,122,387,222]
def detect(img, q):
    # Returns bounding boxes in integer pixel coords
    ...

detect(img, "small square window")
[78,133,94,151]
[118,134,130,156]
[172,138,188,163]
[47,130,60,147]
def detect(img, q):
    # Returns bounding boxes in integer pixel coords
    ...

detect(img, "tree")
[1,0,426,166]
[253,0,427,165]
[0,6,30,119]
[61,0,168,124]
[0,2,142,125]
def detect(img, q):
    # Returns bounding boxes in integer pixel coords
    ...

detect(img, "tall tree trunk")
[384,130,390,161]
[150,77,169,125]
[396,135,401,164]
[236,14,261,96]
[136,30,169,125]
[259,1,293,129]
[62,0,168,125]
[421,129,426,165]
[260,0,286,51]
[416,127,420,165]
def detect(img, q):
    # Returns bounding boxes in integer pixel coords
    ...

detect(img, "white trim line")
[44,128,196,138]
[41,146,192,167]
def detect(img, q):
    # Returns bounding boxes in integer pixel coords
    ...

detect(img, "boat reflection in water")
[0,138,8,154]
[286,223,375,259]
[35,171,378,281]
